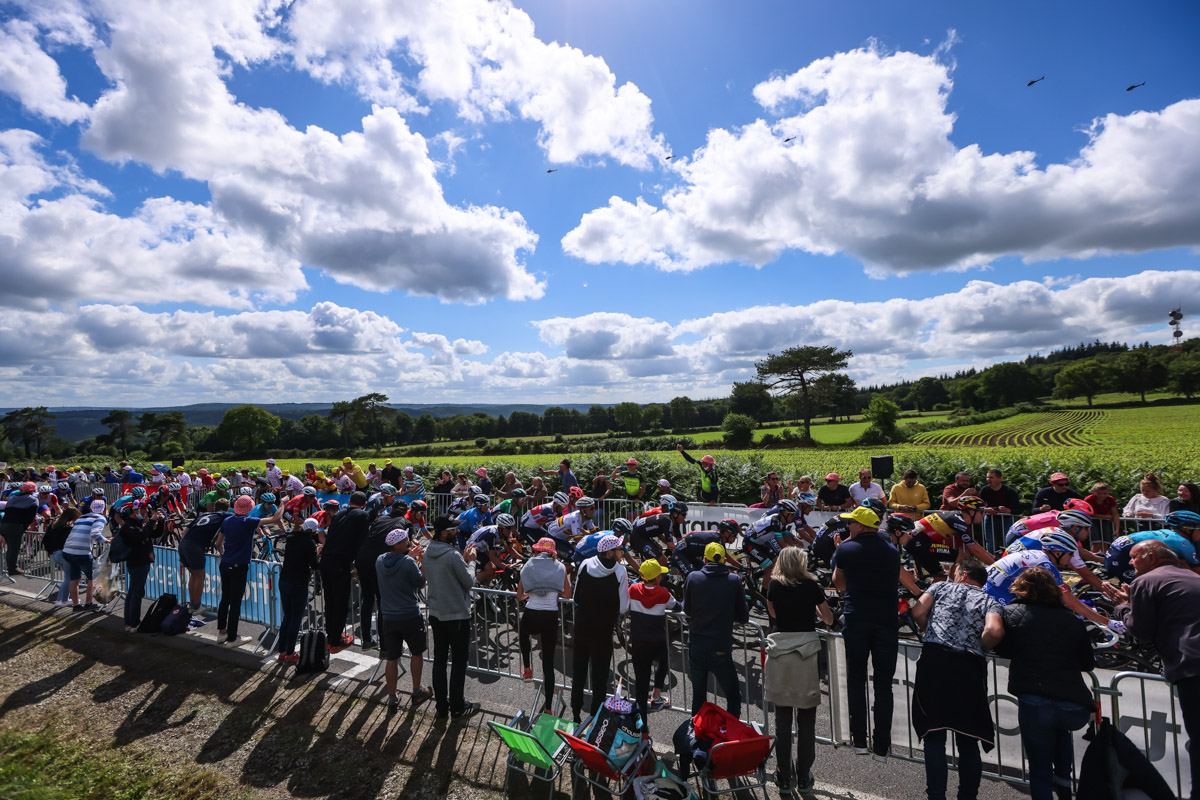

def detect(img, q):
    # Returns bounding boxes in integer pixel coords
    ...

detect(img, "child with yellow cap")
[628,558,680,727]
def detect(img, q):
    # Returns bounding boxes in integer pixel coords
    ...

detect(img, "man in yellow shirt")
[888,469,931,514]
[342,457,368,490]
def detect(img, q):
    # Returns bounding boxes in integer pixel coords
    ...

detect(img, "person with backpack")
[179,499,232,616]
[355,500,409,650]
[376,527,431,711]
[119,503,167,632]
[277,517,322,663]
[43,507,79,607]
[571,534,629,723]
[320,491,370,653]
[214,495,283,647]
[62,499,111,610]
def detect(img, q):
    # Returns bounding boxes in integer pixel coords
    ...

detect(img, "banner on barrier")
[143,545,280,629]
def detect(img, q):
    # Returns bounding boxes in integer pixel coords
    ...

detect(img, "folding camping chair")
[695,732,774,799]
[487,710,578,799]
[556,728,652,798]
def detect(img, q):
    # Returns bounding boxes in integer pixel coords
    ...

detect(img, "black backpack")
[108,526,133,563]
[295,629,329,674]
[137,593,178,633]
[159,604,193,635]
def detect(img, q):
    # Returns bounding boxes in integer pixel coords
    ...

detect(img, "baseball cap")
[840,506,880,528]
[343,457,353,464]
[233,496,254,515]
[302,518,319,531]
[824,472,840,481]
[639,560,665,580]
[1050,472,1070,483]
[704,542,726,563]
[533,537,558,554]
[385,459,393,465]
[656,479,670,488]
[266,458,276,465]
[597,534,623,553]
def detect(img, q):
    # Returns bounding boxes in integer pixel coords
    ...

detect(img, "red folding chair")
[696,733,774,799]
[555,729,651,798]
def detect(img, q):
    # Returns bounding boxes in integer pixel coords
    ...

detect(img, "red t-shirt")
[1084,494,1118,518]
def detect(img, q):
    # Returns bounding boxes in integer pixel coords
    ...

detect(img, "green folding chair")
[487,710,578,799]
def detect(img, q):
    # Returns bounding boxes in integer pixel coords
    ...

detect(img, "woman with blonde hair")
[765,545,833,795]
[1124,472,1171,519]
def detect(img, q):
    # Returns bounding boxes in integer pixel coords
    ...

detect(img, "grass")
[0,728,234,800]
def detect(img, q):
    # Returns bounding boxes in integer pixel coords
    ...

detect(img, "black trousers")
[571,634,613,721]
[775,705,818,785]
[319,564,352,640]
[431,616,471,716]
[1,523,24,574]
[356,564,380,644]
[217,563,249,637]
[631,639,669,727]
[520,608,560,707]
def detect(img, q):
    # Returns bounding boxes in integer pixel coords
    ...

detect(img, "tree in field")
[814,373,859,420]
[755,345,853,440]
[721,413,757,448]
[1113,349,1168,403]
[729,381,774,422]
[329,400,357,446]
[1052,360,1109,406]
[863,395,902,438]
[586,405,614,433]
[669,396,695,430]
[353,393,393,447]
[139,410,188,448]
[214,405,281,453]
[99,409,137,456]
[642,404,664,430]
[542,406,573,435]
[905,376,949,412]
[414,413,438,444]
[979,362,1042,409]
[613,402,643,434]
[2,407,56,457]
[391,412,415,445]
[1167,353,1200,399]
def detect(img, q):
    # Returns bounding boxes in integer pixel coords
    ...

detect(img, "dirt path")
[0,598,552,800]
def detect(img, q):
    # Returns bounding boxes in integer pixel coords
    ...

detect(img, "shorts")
[630,535,665,562]
[1103,538,1135,583]
[63,551,94,581]
[553,539,574,562]
[178,539,207,571]
[743,537,780,567]
[380,616,427,660]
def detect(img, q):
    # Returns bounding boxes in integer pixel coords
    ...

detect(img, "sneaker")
[649,696,669,711]
[451,701,480,718]
[70,604,84,612]
[278,653,299,663]
[361,639,376,651]
[387,694,400,712]
[853,744,869,756]
[797,773,815,795]
[340,632,354,648]
[872,752,888,763]
[190,604,205,616]
[521,667,533,681]
[216,633,228,644]
[411,687,434,705]
[54,600,72,607]
[225,635,253,647]
[81,602,100,611]
[775,773,794,793]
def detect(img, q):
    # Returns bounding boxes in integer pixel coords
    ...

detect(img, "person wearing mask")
[628,559,680,729]
[422,515,481,719]
[277,518,321,663]
[319,491,370,653]
[215,495,283,646]
[911,560,1005,800]
[120,503,167,632]
[42,507,79,607]
[518,537,572,716]
[1112,540,1200,799]
[62,499,111,610]
[764,546,834,795]
[355,500,408,650]
[1,481,38,576]
[376,527,432,711]
[571,534,629,723]
[683,541,749,718]
[994,568,1095,800]
[832,506,924,760]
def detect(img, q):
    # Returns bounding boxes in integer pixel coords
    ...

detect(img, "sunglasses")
[1053,481,1069,487]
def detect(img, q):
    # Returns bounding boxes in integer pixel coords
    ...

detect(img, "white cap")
[657,479,670,488]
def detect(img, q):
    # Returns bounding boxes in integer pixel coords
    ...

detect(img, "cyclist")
[78,486,107,513]
[791,493,820,544]
[574,518,639,571]
[518,492,567,546]
[1005,500,1095,546]
[809,513,850,568]
[200,479,231,512]
[742,499,803,591]
[672,518,742,577]
[1103,524,1200,584]
[250,492,278,519]
[1005,525,1113,595]
[456,493,493,549]
[884,513,948,581]
[547,497,599,560]
[365,484,398,522]
[1165,509,1200,540]
[466,513,523,585]
[404,500,428,538]
[310,499,340,538]
[36,485,59,521]
[914,511,995,567]
[111,485,146,528]
[491,487,527,518]
[283,486,319,523]
[983,547,1126,632]
[630,500,687,565]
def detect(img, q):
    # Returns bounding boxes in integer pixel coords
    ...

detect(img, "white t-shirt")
[848,481,885,504]
[1123,494,1171,517]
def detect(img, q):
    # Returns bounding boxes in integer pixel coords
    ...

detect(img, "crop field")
[911,410,1105,447]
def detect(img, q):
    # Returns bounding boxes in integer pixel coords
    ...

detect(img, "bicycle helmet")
[410,500,427,512]
[472,493,490,506]
[1063,498,1095,515]
[260,492,277,504]
[216,479,230,489]
[886,513,916,534]
[157,484,169,492]
[130,486,146,498]
[552,491,569,506]
[575,497,596,509]
[795,492,817,507]
[666,501,688,516]
[1056,509,1093,530]
[1039,528,1079,554]
[379,483,397,494]
[658,495,677,507]
[717,519,741,538]
[37,484,51,493]
[167,482,180,491]
[957,495,985,511]
[323,499,340,510]
[861,498,887,517]
[495,513,516,528]
[302,486,317,496]
[611,518,633,536]
[776,499,799,516]
[390,498,409,513]
[239,486,254,496]
[56,480,70,490]
[1165,510,1200,529]
[568,485,585,500]
[508,487,526,500]
[91,487,105,496]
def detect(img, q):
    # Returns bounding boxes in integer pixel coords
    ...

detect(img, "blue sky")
[1,0,1198,406]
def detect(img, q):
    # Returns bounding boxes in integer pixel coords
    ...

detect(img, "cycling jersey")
[283,495,315,521]
[200,490,228,508]
[916,512,976,555]
[573,531,613,565]
[492,498,523,517]
[182,510,233,548]
[670,530,722,576]
[742,511,791,565]
[630,513,679,560]
[466,524,509,556]
[902,529,950,578]
[984,550,1063,606]
[249,503,277,519]
[1104,529,1199,583]
[1005,532,1086,570]
[456,507,491,536]
[1004,510,1060,546]
[519,502,557,532]
[547,509,594,543]
[809,518,848,567]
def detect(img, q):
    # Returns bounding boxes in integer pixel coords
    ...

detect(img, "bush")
[721,413,757,448]
[474,437,489,448]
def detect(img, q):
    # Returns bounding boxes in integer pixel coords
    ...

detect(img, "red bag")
[691,702,757,744]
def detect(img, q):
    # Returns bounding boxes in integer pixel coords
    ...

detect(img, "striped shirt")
[64,513,108,556]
